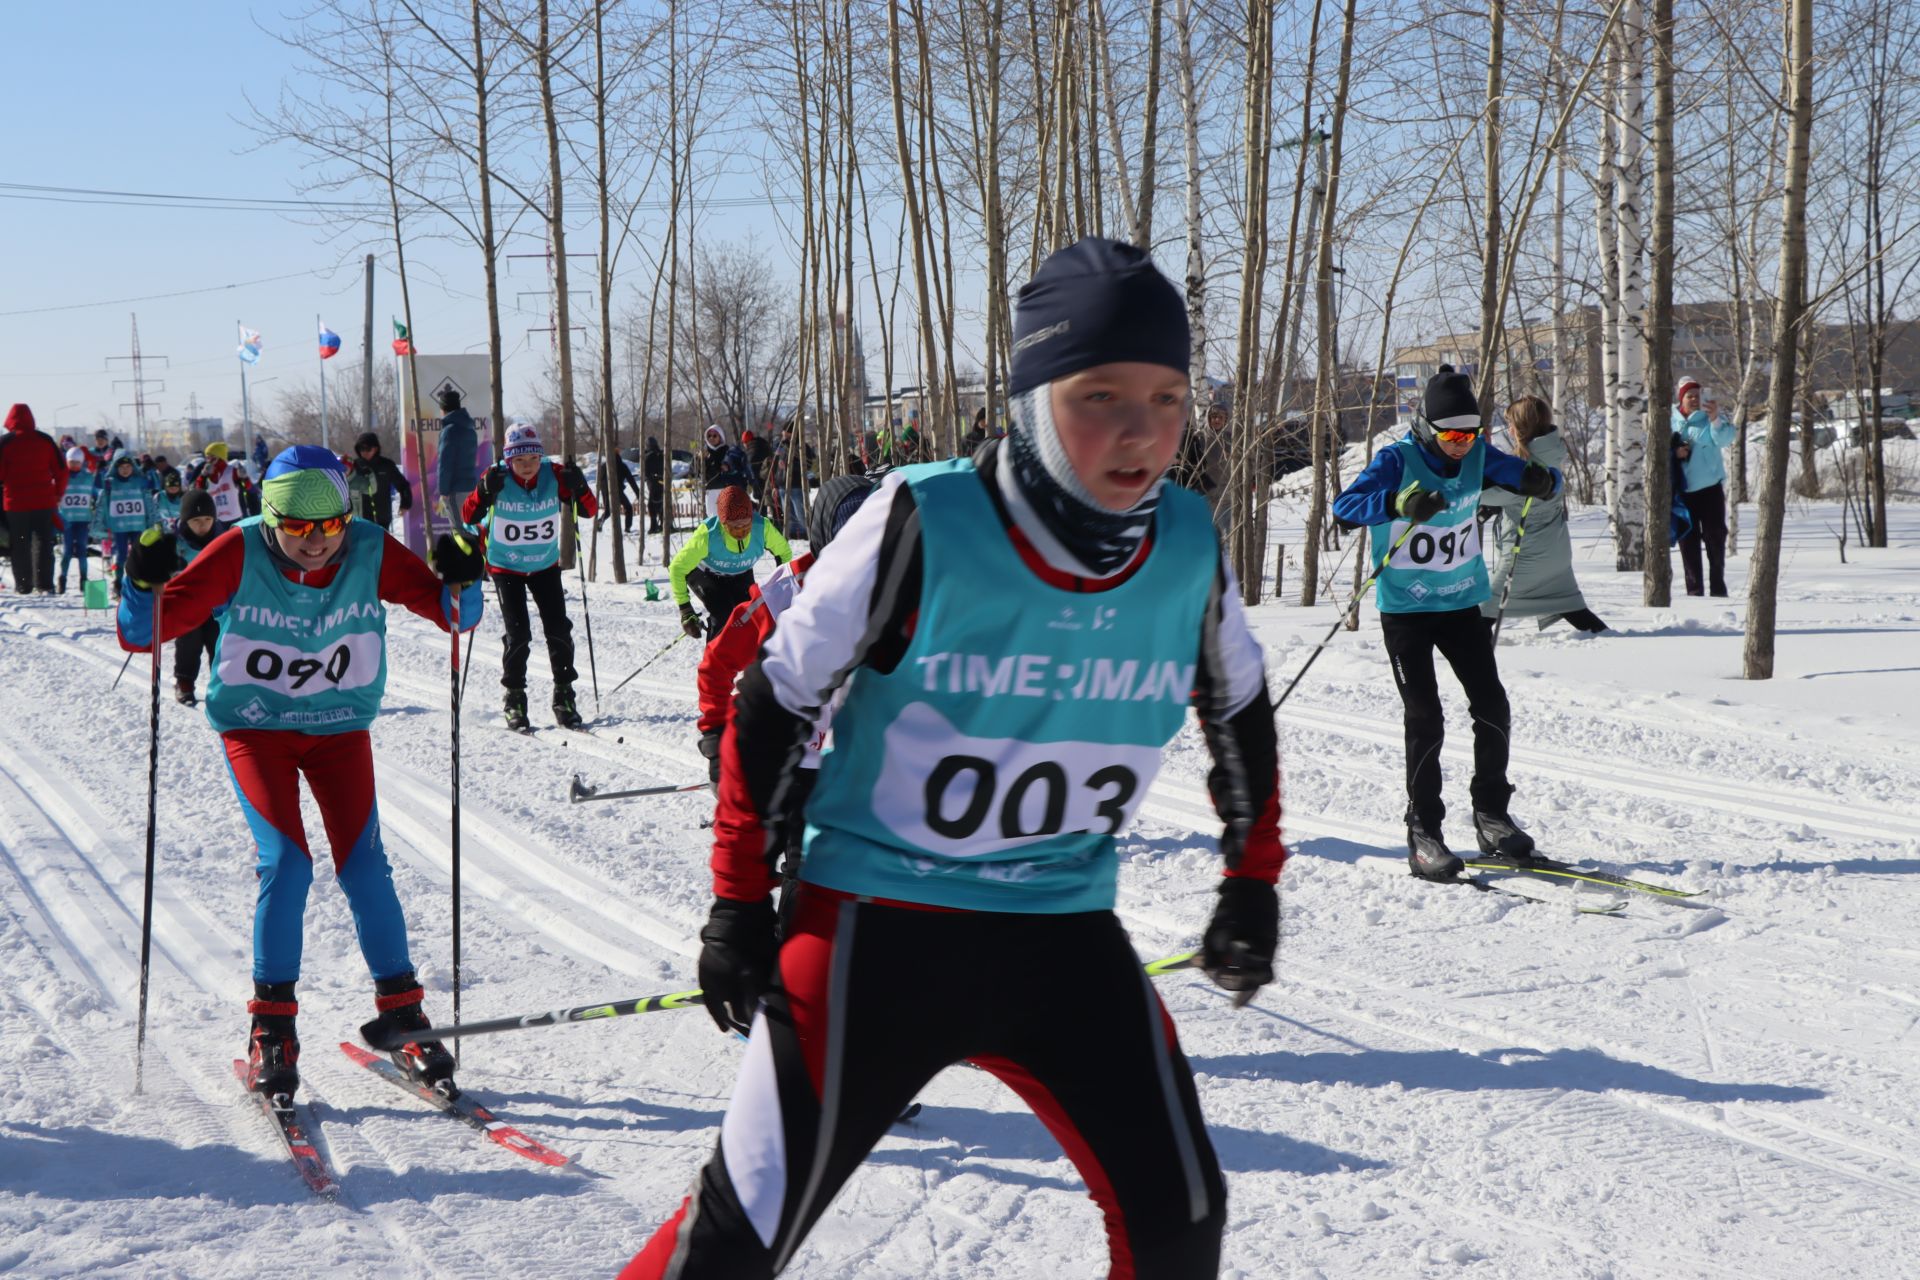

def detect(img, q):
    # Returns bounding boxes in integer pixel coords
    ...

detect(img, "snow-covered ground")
[2,496,1916,1278]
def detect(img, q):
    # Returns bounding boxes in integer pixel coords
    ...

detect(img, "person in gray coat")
[1480,395,1607,634]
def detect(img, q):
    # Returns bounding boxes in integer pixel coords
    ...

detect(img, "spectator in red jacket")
[1,404,68,592]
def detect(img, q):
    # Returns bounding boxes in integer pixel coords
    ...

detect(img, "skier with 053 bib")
[1331,364,1559,881]
[460,423,596,731]
[117,445,486,1099]
[623,238,1285,1279]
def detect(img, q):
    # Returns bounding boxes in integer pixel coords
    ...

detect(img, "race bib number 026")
[870,702,1162,859]
[218,632,384,698]
[1387,517,1482,573]
[494,515,558,545]
[61,492,94,515]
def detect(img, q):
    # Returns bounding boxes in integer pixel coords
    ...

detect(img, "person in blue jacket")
[1671,376,1736,596]
[55,448,97,594]
[93,450,155,600]
[1332,364,1559,880]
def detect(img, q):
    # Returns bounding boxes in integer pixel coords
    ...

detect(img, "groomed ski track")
[3,500,1917,1277]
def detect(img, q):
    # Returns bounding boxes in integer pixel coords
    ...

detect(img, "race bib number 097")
[495,516,558,545]
[1387,517,1482,573]
[218,632,383,697]
[870,702,1162,858]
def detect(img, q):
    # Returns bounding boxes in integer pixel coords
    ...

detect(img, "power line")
[0,268,341,319]
[0,180,790,218]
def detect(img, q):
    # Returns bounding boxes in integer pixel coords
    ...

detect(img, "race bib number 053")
[218,632,384,697]
[494,515,558,545]
[870,701,1162,859]
[1387,517,1482,573]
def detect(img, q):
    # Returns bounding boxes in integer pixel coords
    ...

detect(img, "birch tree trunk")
[535,0,579,570]
[1595,75,1621,520]
[1744,0,1814,680]
[1610,1,1648,574]
[1641,0,1674,604]
[1476,0,1504,423]
[1174,0,1207,432]
[470,0,504,456]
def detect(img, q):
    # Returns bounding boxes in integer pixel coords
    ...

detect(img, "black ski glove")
[561,462,589,494]
[432,532,485,586]
[1395,483,1447,523]
[1519,462,1556,499]
[680,604,704,641]
[1202,877,1278,1006]
[480,466,507,497]
[126,528,179,589]
[698,729,723,783]
[697,895,778,1034]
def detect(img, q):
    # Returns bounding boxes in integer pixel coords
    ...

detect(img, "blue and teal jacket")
[1672,407,1738,493]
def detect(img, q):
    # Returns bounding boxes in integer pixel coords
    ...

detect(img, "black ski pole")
[607,631,685,698]
[1488,495,1536,647]
[1274,519,1419,710]
[134,588,164,1094]
[568,774,711,804]
[362,950,1205,1050]
[113,650,135,690]
[449,582,464,1061]
[573,508,600,713]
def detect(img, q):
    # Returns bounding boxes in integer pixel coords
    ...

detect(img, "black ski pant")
[645,479,666,532]
[174,616,220,687]
[7,508,56,593]
[621,891,1226,1279]
[492,565,577,694]
[1677,482,1728,597]
[686,566,755,641]
[1381,605,1514,829]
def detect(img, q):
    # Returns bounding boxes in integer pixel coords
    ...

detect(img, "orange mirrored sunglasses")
[1433,426,1481,444]
[269,506,353,538]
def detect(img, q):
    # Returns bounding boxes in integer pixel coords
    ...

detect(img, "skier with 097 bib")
[623,238,1285,1280]
[1331,365,1559,880]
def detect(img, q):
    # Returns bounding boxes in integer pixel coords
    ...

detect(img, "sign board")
[398,354,494,555]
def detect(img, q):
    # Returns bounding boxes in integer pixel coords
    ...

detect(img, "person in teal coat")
[1480,396,1607,633]
[1671,376,1737,596]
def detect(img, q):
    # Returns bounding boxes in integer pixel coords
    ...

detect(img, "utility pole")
[107,313,168,449]
[362,254,376,437]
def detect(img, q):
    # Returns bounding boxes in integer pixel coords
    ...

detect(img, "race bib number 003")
[218,632,384,698]
[494,515,558,545]
[1387,518,1482,573]
[109,496,148,520]
[870,702,1162,858]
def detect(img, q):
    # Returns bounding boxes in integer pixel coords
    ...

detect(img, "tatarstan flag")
[392,318,412,356]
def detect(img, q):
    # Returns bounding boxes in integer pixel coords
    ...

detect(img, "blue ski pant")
[60,521,93,584]
[222,728,413,984]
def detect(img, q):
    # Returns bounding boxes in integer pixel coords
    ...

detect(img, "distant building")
[146,417,224,455]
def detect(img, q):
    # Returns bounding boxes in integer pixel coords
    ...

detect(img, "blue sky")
[0,4,732,444]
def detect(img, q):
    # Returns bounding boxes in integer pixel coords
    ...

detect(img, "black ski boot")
[244,981,301,1098]
[361,972,457,1095]
[552,684,584,730]
[503,689,530,733]
[1407,814,1465,882]
[1473,786,1543,864]
[175,680,196,706]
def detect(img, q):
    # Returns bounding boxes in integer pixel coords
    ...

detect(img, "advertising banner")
[398,354,495,555]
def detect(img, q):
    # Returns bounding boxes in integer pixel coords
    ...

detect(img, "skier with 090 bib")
[623,238,1285,1280]
[1331,365,1559,880]
[118,445,485,1099]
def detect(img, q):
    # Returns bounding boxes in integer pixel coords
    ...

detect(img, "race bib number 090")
[870,702,1162,858]
[219,632,383,697]
[1387,518,1482,573]
[495,515,558,545]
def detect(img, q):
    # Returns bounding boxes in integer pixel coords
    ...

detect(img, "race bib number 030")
[109,496,148,520]
[1387,517,1482,573]
[219,632,384,697]
[494,515,558,545]
[870,701,1162,859]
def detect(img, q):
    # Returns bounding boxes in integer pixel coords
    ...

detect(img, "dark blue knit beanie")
[1008,238,1189,395]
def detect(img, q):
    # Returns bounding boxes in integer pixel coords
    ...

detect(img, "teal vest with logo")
[802,460,1216,913]
[153,490,182,532]
[485,464,562,573]
[97,473,154,534]
[206,519,389,735]
[700,516,766,575]
[1370,438,1489,614]
[59,471,96,524]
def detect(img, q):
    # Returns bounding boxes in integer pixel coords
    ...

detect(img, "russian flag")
[318,324,341,359]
